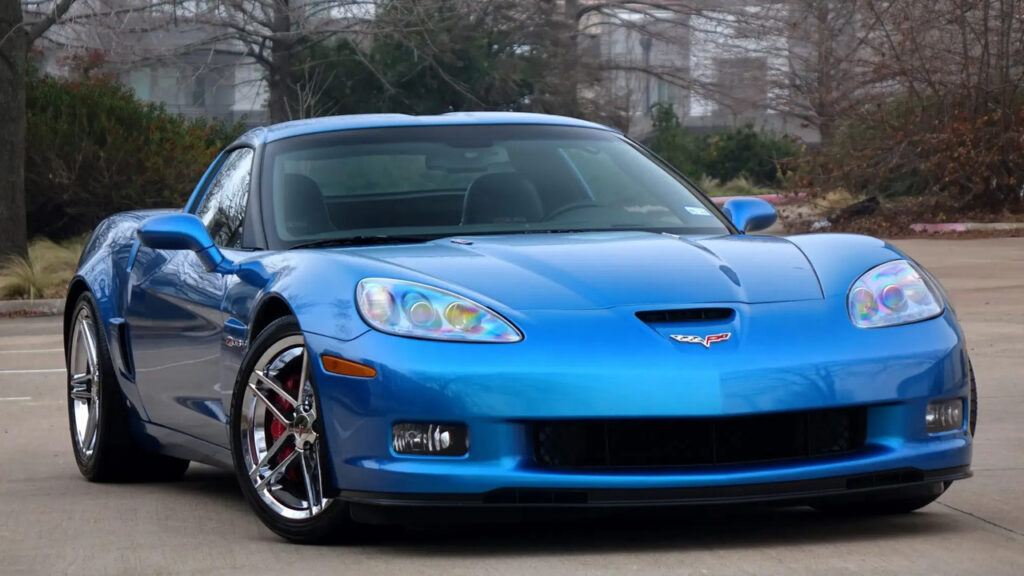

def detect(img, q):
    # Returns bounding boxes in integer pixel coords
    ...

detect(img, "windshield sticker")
[685,206,712,216]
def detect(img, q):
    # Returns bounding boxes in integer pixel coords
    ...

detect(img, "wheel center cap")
[291,414,316,446]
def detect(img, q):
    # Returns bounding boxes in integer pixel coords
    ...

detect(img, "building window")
[713,56,767,116]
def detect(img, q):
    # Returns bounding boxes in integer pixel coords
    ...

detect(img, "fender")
[65,209,177,423]
[786,234,911,299]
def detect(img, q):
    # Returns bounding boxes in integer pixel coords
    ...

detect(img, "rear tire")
[230,316,350,543]
[66,292,190,482]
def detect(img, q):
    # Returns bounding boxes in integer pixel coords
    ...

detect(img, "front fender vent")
[636,308,734,323]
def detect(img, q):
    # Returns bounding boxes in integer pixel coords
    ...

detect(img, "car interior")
[277,148,601,237]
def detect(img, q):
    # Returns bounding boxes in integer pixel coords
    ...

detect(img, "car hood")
[340,232,823,310]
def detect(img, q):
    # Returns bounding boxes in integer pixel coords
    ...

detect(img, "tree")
[291,0,549,117]
[1,0,78,256]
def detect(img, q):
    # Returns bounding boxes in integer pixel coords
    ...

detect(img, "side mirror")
[137,213,230,273]
[722,197,778,233]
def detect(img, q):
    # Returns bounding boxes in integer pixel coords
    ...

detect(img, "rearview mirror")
[137,213,229,273]
[722,198,778,233]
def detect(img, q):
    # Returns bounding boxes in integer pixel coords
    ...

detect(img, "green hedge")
[648,103,799,186]
[25,73,243,239]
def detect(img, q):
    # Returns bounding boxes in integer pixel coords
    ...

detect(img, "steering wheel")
[543,201,603,221]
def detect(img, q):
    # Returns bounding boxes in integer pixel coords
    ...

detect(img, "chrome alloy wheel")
[68,305,101,460]
[240,336,330,520]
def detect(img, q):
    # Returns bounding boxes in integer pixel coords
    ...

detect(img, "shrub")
[804,97,1024,212]
[649,103,800,186]
[696,175,771,197]
[25,71,244,240]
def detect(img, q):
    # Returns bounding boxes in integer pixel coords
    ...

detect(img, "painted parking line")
[0,348,63,354]
[0,397,32,401]
[0,369,65,374]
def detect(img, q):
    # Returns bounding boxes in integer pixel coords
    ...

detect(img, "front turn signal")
[321,355,377,378]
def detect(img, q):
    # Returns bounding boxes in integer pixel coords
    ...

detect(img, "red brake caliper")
[267,372,301,482]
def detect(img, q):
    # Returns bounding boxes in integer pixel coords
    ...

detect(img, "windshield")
[260,124,731,248]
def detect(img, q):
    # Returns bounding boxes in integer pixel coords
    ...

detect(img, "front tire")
[66,292,189,482]
[230,316,350,543]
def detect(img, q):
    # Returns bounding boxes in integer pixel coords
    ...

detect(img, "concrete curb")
[711,193,804,206]
[0,298,64,317]
[910,222,1024,233]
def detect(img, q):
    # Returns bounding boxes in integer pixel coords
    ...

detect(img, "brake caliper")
[267,371,301,481]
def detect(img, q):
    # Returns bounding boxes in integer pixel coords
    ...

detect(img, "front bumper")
[339,465,971,508]
[306,301,973,501]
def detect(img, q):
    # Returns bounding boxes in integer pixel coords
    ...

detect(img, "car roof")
[246,112,619,143]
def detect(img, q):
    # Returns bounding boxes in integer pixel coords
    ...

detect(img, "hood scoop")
[636,308,734,324]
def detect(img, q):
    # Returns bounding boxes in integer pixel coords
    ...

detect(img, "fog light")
[392,423,468,456]
[926,398,964,433]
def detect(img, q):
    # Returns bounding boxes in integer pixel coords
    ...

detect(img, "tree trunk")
[266,0,295,123]
[0,0,29,257]
[267,51,294,123]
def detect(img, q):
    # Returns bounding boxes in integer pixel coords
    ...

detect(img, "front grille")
[532,407,867,469]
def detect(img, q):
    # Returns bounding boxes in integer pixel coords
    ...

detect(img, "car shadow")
[169,466,965,555]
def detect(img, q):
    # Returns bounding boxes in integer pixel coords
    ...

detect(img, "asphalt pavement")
[0,238,1021,575]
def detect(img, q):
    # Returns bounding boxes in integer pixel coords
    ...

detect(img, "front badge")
[670,333,731,348]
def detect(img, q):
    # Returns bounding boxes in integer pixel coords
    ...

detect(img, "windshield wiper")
[289,234,441,249]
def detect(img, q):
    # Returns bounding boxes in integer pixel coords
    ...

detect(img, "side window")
[194,148,253,248]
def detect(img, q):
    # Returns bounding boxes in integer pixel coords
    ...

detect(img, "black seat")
[461,173,544,225]
[281,174,334,237]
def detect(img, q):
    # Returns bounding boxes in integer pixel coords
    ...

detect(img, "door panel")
[125,146,255,448]
[126,247,229,445]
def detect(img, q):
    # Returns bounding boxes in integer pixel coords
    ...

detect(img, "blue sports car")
[64,113,975,542]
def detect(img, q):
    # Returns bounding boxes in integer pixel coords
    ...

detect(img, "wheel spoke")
[299,349,310,400]
[79,318,99,371]
[300,446,325,515]
[249,432,291,481]
[255,448,300,492]
[70,389,92,401]
[247,382,293,425]
[253,369,298,408]
[70,373,92,400]
[81,408,98,450]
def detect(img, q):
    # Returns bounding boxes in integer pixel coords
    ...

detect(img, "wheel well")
[249,295,294,341]
[63,278,90,351]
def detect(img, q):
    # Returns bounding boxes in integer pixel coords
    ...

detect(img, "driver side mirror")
[137,213,230,273]
[722,197,778,233]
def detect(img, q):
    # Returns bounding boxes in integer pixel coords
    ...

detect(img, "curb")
[711,193,804,206]
[0,298,64,317]
[910,222,1024,233]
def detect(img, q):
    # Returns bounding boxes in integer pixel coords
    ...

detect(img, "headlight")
[356,278,522,342]
[848,260,944,328]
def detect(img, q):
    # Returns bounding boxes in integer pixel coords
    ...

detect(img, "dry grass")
[0,237,87,300]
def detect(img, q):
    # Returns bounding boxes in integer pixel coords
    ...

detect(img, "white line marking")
[0,368,65,374]
[0,348,63,354]
[0,397,32,401]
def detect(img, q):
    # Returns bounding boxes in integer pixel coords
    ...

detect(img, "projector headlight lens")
[848,260,943,328]
[356,278,521,342]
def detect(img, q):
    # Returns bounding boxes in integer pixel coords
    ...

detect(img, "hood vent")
[636,308,734,324]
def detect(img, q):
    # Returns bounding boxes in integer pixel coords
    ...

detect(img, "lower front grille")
[532,407,868,469]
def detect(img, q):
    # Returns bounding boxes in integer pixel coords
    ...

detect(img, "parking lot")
[0,238,1021,575]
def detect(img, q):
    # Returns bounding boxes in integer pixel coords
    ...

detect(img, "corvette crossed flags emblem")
[669,332,732,348]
